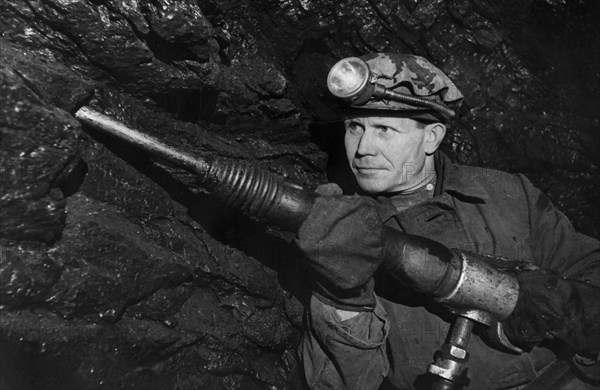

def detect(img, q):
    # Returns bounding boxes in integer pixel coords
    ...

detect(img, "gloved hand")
[295,188,385,311]
[502,268,600,355]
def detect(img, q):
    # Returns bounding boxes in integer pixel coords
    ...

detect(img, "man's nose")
[356,129,377,156]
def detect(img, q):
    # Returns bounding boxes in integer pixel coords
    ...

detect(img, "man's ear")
[424,123,446,155]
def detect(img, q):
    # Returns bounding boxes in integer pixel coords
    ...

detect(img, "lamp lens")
[327,57,369,99]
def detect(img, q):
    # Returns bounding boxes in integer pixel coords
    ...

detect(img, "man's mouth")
[354,166,385,171]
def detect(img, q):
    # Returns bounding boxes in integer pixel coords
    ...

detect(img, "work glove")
[295,186,385,311]
[295,185,461,311]
[502,269,600,355]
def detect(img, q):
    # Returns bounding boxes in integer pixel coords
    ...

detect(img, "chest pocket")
[392,195,472,250]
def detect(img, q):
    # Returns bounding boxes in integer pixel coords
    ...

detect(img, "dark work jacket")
[299,154,600,390]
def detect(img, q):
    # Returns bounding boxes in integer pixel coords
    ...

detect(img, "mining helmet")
[327,53,463,121]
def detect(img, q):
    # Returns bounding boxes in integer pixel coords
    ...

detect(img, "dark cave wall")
[1,1,598,389]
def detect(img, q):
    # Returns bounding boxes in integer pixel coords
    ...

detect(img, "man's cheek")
[344,138,358,157]
[402,162,419,179]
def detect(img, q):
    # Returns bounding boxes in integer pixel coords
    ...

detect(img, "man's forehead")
[344,114,418,126]
[343,108,444,124]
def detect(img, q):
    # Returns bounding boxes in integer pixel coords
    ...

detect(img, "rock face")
[0,0,598,389]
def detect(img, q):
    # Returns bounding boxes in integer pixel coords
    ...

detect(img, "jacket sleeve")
[502,174,600,354]
[299,294,390,390]
[519,174,600,284]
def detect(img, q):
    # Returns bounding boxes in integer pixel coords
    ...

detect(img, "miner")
[294,53,600,389]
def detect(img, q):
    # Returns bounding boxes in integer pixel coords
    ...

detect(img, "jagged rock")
[0,54,83,244]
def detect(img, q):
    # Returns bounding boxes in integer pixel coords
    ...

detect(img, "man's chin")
[356,177,393,194]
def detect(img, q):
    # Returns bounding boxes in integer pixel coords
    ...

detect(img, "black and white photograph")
[1,1,599,389]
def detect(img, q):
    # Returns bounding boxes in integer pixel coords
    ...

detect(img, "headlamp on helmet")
[327,55,459,119]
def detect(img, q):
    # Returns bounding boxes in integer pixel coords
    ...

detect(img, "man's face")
[344,115,431,194]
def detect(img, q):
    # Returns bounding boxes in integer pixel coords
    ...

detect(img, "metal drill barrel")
[202,158,317,231]
[75,107,211,176]
[75,107,317,232]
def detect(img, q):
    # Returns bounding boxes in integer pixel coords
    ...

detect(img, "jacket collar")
[434,152,489,203]
[376,152,488,223]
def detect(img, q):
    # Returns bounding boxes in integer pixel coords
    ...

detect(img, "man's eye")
[377,126,393,133]
[345,122,362,133]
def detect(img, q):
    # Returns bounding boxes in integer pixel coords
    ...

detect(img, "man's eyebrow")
[344,119,362,124]
[372,121,397,128]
